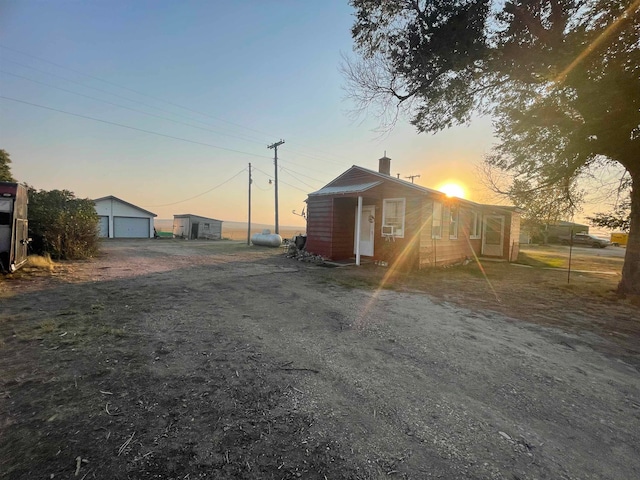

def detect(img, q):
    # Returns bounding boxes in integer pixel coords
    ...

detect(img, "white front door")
[482,215,505,257]
[354,205,375,257]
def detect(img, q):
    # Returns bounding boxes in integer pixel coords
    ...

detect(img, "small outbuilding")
[94,196,157,239]
[173,214,223,240]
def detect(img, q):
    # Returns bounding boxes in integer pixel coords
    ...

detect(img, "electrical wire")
[278,156,345,180]
[278,164,326,184]
[277,178,311,195]
[279,166,321,190]
[0,95,272,159]
[251,165,315,194]
[141,168,247,207]
[0,69,274,148]
[1,45,360,167]
[3,59,266,145]
[0,45,277,140]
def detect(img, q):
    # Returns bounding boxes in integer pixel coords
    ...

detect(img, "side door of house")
[190,222,199,240]
[482,215,504,257]
[354,205,375,257]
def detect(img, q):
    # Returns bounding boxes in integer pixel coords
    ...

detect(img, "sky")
[2,0,511,228]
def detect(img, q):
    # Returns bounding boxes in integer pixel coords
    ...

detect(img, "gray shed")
[173,214,223,240]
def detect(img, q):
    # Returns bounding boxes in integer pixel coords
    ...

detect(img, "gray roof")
[173,214,223,222]
[93,195,157,217]
[308,181,382,196]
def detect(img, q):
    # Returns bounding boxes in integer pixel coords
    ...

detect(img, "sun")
[437,182,467,199]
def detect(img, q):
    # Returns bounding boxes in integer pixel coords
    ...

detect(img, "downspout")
[355,196,363,266]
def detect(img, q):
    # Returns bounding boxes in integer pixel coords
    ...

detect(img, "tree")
[484,166,584,242]
[28,189,100,260]
[587,177,632,231]
[345,0,640,295]
[0,149,16,182]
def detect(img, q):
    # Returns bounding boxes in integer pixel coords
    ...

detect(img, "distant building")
[94,196,157,238]
[173,214,222,240]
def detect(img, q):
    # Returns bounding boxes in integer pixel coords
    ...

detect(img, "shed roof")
[173,214,223,222]
[93,195,157,217]
[309,181,382,196]
[313,165,478,206]
[308,165,521,214]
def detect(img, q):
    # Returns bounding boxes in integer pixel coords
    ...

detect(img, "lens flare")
[437,183,466,198]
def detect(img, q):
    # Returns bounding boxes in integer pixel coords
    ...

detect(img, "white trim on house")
[432,201,443,239]
[469,210,481,239]
[382,198,406,238]
[449,205,459,240]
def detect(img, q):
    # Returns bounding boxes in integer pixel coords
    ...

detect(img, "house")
[94,196,157,238]
[172,214,222,240]
[305,156,521,268]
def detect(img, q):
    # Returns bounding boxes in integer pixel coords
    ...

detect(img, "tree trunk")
[618,173,640,296]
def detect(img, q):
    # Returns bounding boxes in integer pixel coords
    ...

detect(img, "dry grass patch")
[27,254,56,271]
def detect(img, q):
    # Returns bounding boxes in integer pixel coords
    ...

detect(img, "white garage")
[94,196,157,239]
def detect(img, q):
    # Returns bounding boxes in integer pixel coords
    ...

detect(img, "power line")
[1,60,271,146]
[0,69,274,148]
[278,157,339,179]
[1,45,278,140]
[1,45,361,170]
[141,168,247,207]
[0,95,271,159]
[277,178,312,195]
[252,165,313,194]
[278,163,326,184]
[279,166,321,190]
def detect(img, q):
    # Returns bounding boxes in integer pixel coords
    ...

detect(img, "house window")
[382,198,405,237]
[470,211,481,239]
[432,201,442,239]
[449,205,459,239]
[203,223,210,231]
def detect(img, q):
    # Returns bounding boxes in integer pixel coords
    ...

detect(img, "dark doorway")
[191,222,199,240]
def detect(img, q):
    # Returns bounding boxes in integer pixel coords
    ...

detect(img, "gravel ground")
[1,239,638,479]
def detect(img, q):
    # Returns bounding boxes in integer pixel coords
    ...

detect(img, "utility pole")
[247,163,252,246]
[267,139,285,234]
[405,174,420,184]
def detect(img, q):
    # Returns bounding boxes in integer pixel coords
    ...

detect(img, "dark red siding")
[305,196,333,258]
[305,166,519,267]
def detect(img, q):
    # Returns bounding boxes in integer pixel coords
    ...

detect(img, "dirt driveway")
[1,240,639,479]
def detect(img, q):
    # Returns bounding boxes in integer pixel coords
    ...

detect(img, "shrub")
[28,189,99,260]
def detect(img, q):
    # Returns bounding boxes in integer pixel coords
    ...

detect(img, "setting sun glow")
[437,182,467,199]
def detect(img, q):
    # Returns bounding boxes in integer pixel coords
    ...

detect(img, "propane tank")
[251,229,283,247]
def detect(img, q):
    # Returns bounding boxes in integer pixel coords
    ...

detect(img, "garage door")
[113,216,150,238]
[98,216,109,238]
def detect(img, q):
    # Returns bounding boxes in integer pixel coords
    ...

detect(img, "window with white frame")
[382,198,405,237]
[449,205,459,239]
[432,201,442,239]
[470,210,481,238]
[203,223,210,231]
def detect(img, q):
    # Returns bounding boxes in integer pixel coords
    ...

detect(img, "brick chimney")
[378,153,391,176]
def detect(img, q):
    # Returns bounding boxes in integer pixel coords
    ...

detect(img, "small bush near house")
[28,189,99,260]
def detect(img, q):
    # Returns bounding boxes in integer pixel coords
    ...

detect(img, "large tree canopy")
[345,0,640,295]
